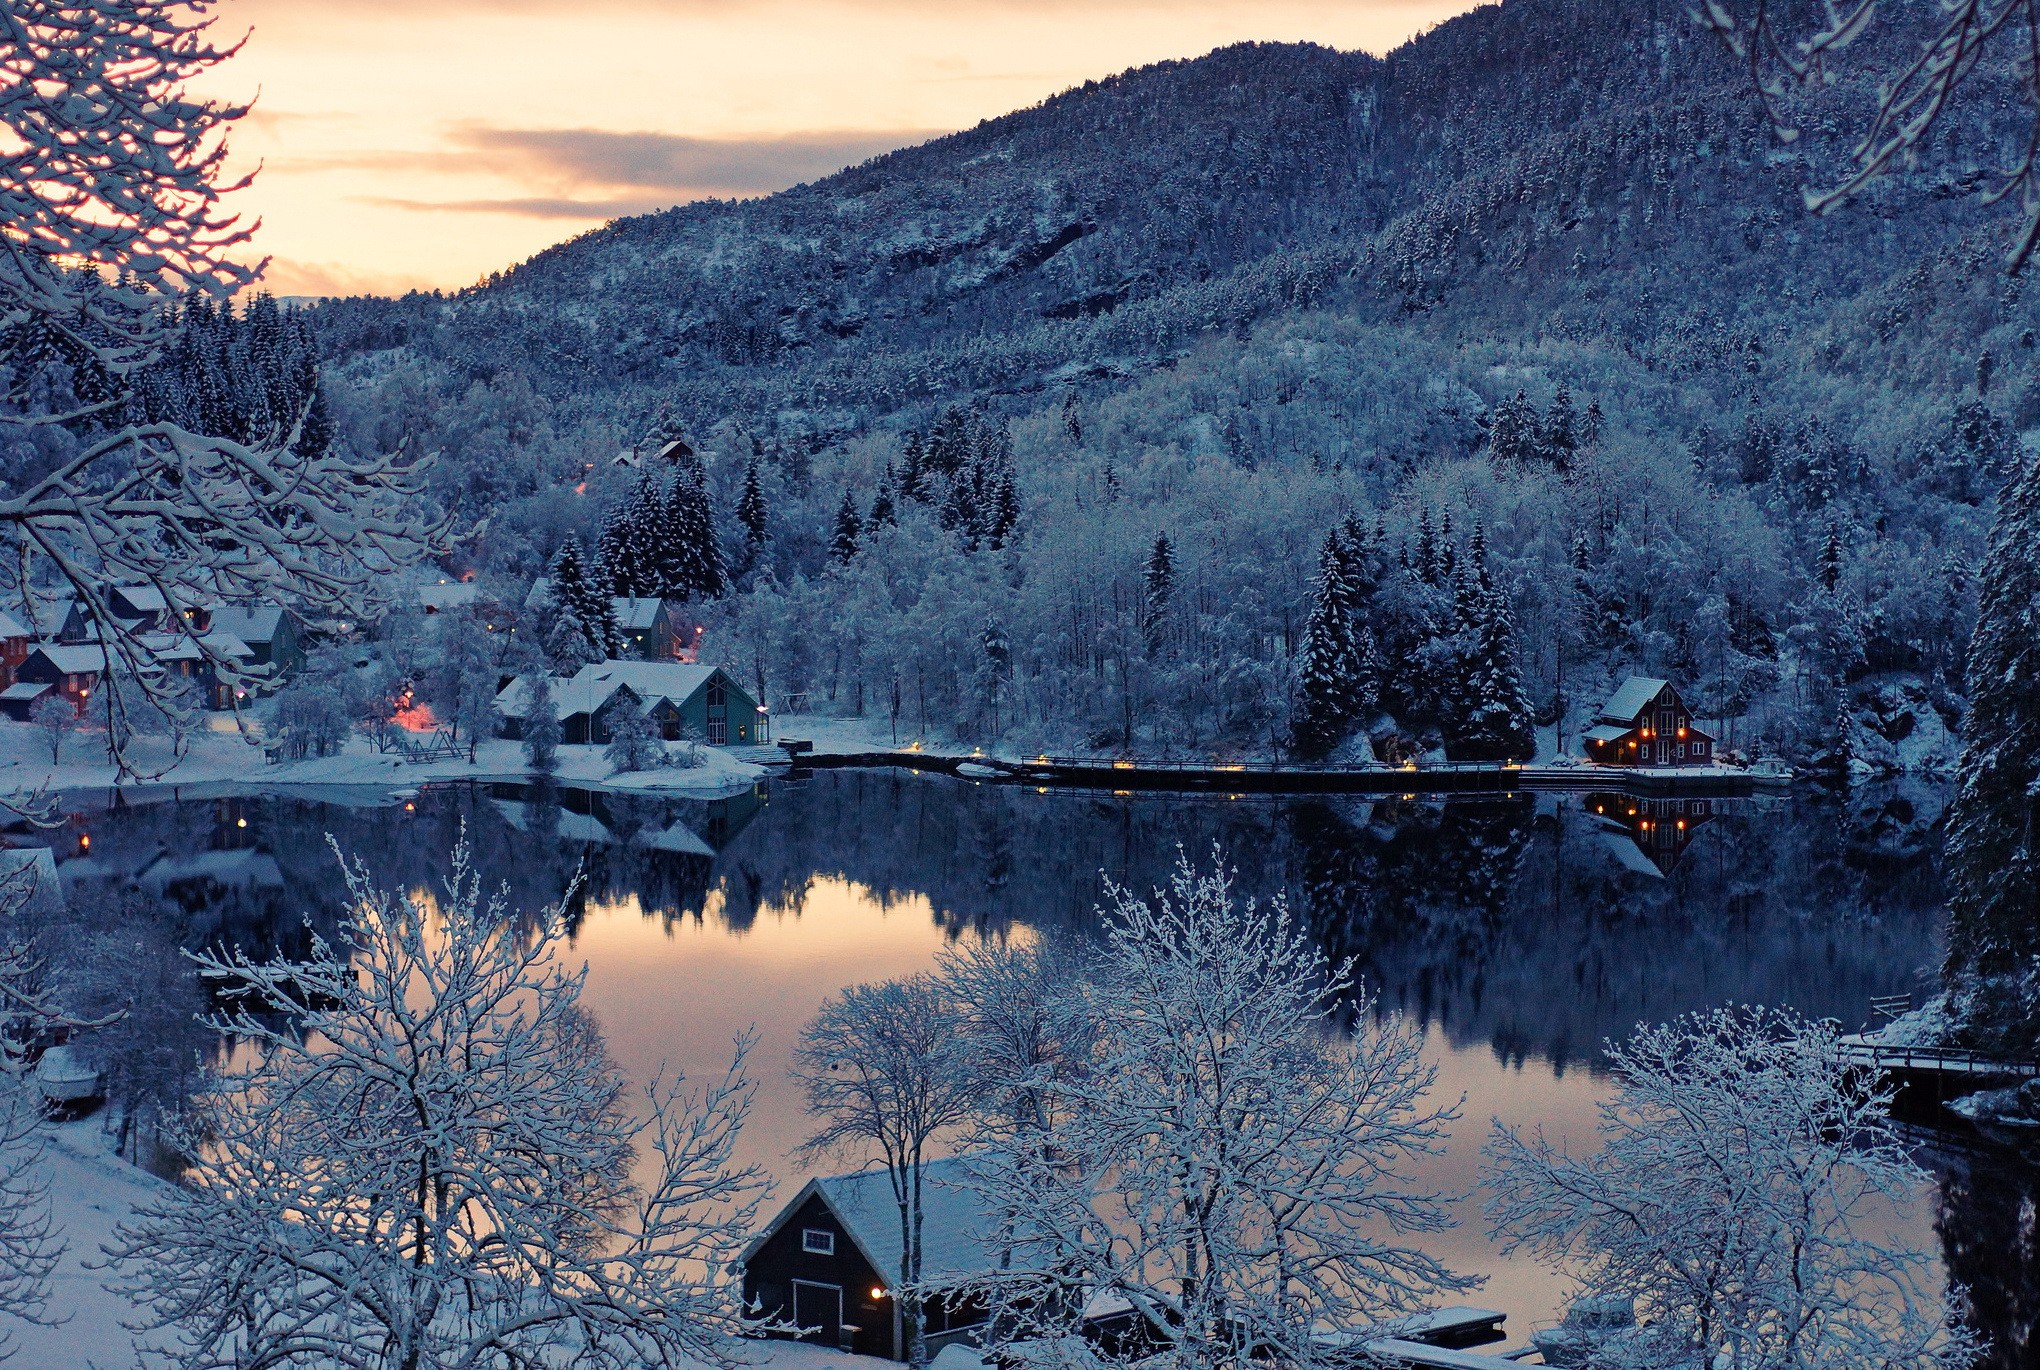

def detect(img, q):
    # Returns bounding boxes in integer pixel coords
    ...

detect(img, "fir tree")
[869,462,898,528]
[1581,399,1605,450]
[522,672,561,770]
[1486,389,1540,465]
[1062,390,1083,446]
[831,490,862,563]
[1143,532,1175,657]
[1943,449,2040,1048]
[737,456,768,570]
[1447,576,1536,762]
[1817,522,1845,594]
[1542,384,1578,471]
[898,431,929,504]
[600,472,663,598]
[545,537,615,666]
[1291,532,1371,760]
[666,472,726,600]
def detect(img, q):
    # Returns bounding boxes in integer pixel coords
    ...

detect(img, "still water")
[29,771,2039,1362]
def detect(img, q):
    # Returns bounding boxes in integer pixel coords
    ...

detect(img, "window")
[802,1228,834,1255]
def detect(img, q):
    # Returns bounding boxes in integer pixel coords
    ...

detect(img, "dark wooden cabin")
[1583,677,1715,767]
[739,1158,996,1361]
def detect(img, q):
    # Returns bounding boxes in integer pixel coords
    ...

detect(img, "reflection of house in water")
[1585,792,1715,877]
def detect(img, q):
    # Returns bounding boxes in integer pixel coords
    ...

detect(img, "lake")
[29,770,2038,1362]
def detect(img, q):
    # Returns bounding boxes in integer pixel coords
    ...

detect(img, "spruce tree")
[869,462,898,528]
[1486,390,1540,465]
[547,536,616,665]
[1291,532,1369,760]
[898,431,929,504]
[831,490,862,563]
[1581,399,1605,450]
[1817,522,1845,594]
[601,473,663,598]
[1455,583,1536,762]
[1543,384,1578,471]
[1943,448,2040,1047]
[737,456,768,570]
[1143,533,1175,657]
[666,473,726,600]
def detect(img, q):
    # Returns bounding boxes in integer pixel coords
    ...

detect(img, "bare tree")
[959,848,1471,1368]
[1698,0,2040,268]
[26,696,71,765]
[107,835,771,1370]
[793,973,977,1369]
[1485,1006,1979,1370]
[1,0,442,776]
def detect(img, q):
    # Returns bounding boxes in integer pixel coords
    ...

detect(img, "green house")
[496,660,768,745]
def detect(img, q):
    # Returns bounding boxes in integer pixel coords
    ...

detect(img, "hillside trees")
[0,0,439,767]
[108,838,770,1370]
[1942,446,2040,1048]
[543,536,618,669]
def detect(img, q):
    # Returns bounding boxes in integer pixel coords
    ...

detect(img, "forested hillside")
[311,0,2036,764]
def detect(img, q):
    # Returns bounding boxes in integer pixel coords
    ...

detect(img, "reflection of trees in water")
[1929,1142,2040,1370]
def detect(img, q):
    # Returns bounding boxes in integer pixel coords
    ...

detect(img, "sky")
[202,0,1482,298]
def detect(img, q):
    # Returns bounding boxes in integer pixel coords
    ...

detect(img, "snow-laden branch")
[106,832,772,1370]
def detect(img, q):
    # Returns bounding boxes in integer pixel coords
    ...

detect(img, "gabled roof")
[523,578,555,611]
[208,605,287,643]
[0,612,28,641]
[0,683,49,701]
[111,585,170,614]
[1584,723,1632,744]
[571,659,718,706]
[742,1156,1009,1287]
[613,597,666,631]
[26,644,108,675]
[494,673,634,722]
[1596,676,1670,724]
[138,631,253,663]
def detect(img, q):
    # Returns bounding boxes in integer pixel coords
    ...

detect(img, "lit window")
[802,1229,834,1255]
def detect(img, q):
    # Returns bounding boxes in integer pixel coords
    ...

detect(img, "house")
[140,632,256,709]
[105,585,208,634]
[494,660,768,746]
[0,612,29,689]
[14,644,109,715]
[0,683,53,722]
[208,605,303,675]
[417,581,481,615]
[740,1157,999,1361]
[526,579,687,660]
[1582,677,1715,767]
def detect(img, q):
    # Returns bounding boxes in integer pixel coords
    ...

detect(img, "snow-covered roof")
[494,674,627,722]
[139,631,253,663]
[571,660,718,707]
[614,597,666,631]
[744,1156,1008,1287]
[418,582,480,611]
[1593,824,1666,880]
[28,644,108,675]
[1596,676,1670,724]
[113,585,169,613]
[642,822,714,857]
[489,799,616,845]
[0,612,27,641]
[1583,723,1631,744]
[0,683,50,701]
[208,605,287,643]
[524,578,555,611]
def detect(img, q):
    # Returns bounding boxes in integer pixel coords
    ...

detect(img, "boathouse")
[1583,677,1714,767]
[739,1157,997,1361]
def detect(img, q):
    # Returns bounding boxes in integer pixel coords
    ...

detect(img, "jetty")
[1838,1035,2040,1102]
[776,744,1789,798]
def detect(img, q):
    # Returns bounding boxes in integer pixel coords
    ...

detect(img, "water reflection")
[11,771,2026,1356]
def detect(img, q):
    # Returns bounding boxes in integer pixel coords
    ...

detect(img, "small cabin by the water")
[740,1157,998,1362]
[1583,677,1714,767]
[494,660,766,745]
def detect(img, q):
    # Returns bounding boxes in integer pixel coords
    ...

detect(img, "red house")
[1583,677,1715,767]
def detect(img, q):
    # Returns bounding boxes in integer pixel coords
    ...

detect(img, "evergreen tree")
[600,472,663,598]
[1817,522,1845,594]
[1062,390,1083,446]
[1291,532,1371,760]
[522,671,561,770]
[1143,532,1175,657]
[666,473,726,599]
[545,537,615,666]
[1454,582,1537,762]
[1943,449,2040,1048]
[869,462,898,528]
[737,456,768,570]
[1486,390,1540,465]
[831,489,862,563]
[1542,384,1578,471]
[898,431,929,503]
[1581,399,1605,450]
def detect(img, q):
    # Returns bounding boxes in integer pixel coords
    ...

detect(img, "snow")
[0,716,763,805]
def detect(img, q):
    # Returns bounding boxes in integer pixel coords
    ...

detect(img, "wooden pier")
[1837,1036,2040,1102]
[777,744,1790,798]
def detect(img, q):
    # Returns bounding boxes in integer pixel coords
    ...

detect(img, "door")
[793,1280,843,1347]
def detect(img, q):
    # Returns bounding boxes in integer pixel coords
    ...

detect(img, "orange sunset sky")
[202,0,1483,299]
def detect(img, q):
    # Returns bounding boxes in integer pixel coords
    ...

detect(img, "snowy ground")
[0,717,765,807]
[16,1114,911,1368]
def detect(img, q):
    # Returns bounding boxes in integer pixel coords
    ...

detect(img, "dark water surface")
[31,772,2039,1361]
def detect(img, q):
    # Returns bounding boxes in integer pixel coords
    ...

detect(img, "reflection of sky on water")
[32,772,2012,1349]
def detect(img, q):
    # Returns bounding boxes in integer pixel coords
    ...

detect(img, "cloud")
[455,126,939,194]
[254,257,443,299]
[359,193,674,220]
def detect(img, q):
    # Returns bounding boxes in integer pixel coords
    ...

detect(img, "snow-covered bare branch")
[106,833,771,1370]
[1484,1006,1979,1370]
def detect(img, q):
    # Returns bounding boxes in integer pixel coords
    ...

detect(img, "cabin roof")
[1597,676,1670,723]
[1583,724,1632,744]
[743,1155,1008,1286]
[572,659,720,705]
[113,585,169,613]
[0,612,28,641]
[28,644,108,675]
[613,597,665,631]
[208,605,287,642]
[0,683,49,701]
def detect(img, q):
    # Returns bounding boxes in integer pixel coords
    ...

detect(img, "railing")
[1837,1037,2040,1078]
[1026,756,1534,774]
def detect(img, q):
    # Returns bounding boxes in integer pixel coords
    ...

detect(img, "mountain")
[310,0,2035,763]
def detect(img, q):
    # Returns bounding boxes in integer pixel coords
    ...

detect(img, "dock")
[775,745,1790,798]
[1838,1036,2040,1101]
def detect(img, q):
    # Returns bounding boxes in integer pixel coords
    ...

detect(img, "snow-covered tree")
[1943,446,2040,1047]
[959,848,1469,1367]
[523,671,561,770]
[0,1,439,766]
[1143,531,1174,657]
[108,837,770,1370]
[794,973,977,1369]
[736,456,769,574]
[667,471,727,600]
[603,695,662,773]
[544,536,615,668]
[1291,531,1371,759]
[1486,389,1540,465]
[27,696,71,765]
[1485,1007,1978,1370]
[831,489,862,563]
